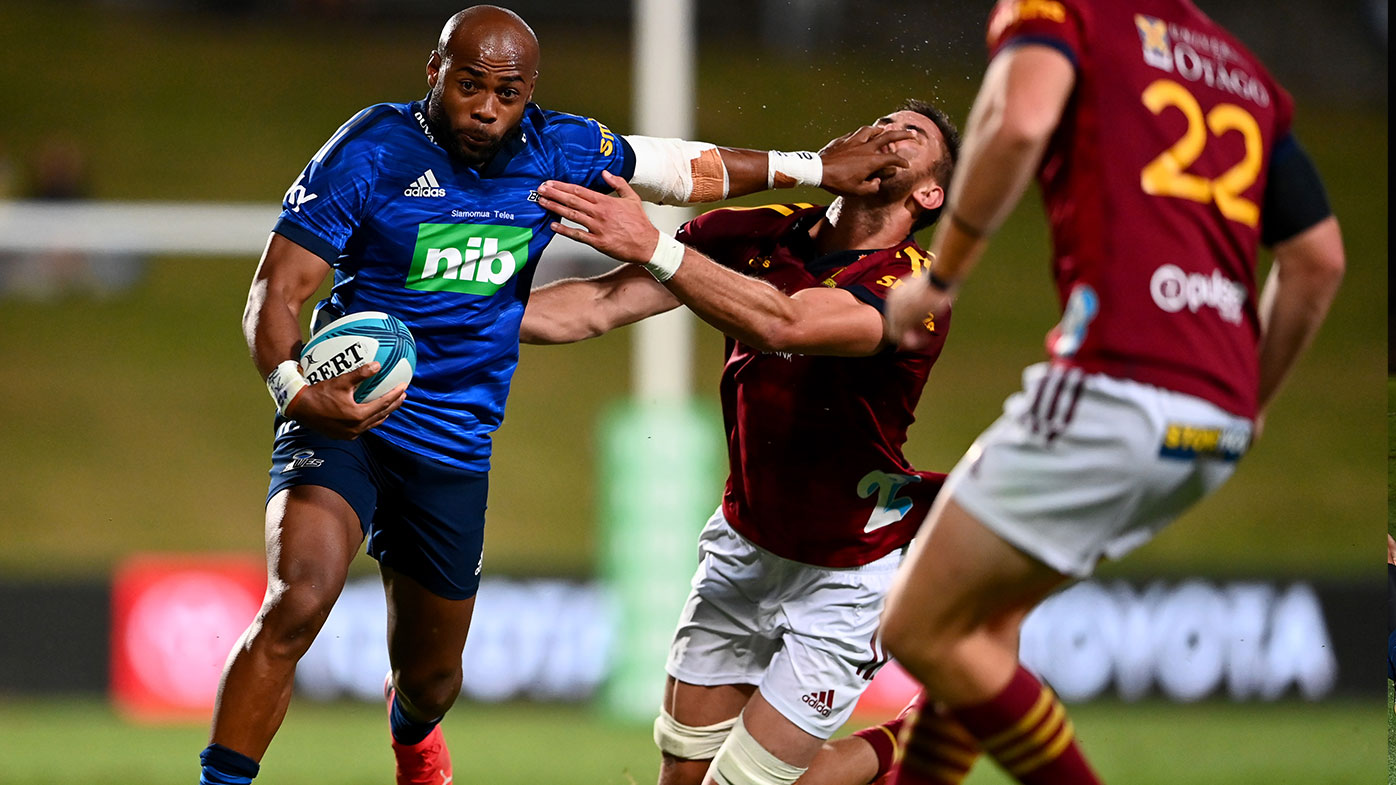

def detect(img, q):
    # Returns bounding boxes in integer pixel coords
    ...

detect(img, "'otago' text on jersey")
[988,0,1294,418]
[678,204,949,568]
[273,100,633,469]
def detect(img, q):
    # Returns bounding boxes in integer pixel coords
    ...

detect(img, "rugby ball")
[299,311,416,403]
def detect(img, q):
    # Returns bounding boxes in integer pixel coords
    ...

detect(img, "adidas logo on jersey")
[404,169,447,198]
[801,689,835,717]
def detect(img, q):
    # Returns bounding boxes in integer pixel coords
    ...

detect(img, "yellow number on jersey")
[1139,79,1263,228]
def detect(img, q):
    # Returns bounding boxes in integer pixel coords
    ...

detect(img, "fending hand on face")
[818,125,913,196]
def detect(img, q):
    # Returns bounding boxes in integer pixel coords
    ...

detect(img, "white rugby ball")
[300,311,416,403]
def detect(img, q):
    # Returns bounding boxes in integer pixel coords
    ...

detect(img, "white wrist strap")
[267,360,309,416]
[644,234,686,282]
[767,150,822,189]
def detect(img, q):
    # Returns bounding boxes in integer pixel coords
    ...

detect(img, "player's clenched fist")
[884,279,951,352]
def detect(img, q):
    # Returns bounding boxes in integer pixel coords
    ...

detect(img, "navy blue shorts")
[266,417,487,600]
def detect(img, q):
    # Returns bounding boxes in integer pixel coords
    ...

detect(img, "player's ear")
[426,51,443,88]
[912,182,945,214]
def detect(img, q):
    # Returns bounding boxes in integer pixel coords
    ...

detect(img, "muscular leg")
[381,565,476,724]
[797,735,880,785]
[658,678,831,785]
[733,690,826,764]
[209,486,363,760]
[658,677,754,785]
[880,498,1064,706]
[880,498,1099,784]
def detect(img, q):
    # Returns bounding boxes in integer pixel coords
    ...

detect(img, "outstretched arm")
[624,125,914,205]
[884,44,1075,349]
[521,264,679,345]
[537,172,888,357]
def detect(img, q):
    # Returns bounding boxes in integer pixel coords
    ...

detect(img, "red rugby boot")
[390,725,453,785]
[385,677,454,785]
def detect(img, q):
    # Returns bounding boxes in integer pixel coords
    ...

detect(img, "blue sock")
[199,743,259,785]
[389,693,441,746]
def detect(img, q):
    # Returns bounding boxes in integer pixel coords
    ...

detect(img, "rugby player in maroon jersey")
[878,2,1344,783]
[520,103,960,785]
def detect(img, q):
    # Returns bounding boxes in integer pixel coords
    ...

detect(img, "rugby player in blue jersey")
[197,6,912,785]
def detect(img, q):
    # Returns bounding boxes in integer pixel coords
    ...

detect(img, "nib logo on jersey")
[404,169,447,198]
[408,223,533,296]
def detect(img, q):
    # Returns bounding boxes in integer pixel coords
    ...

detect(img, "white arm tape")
[624,134,729,205]
[266,360,308,416]
[644,233,686,282]
[767,150,822,190]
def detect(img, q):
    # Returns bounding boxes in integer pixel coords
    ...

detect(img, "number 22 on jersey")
[1139,78,1262,228]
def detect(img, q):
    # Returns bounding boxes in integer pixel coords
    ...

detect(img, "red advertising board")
[110,554,264,721]
[851,659,921,720]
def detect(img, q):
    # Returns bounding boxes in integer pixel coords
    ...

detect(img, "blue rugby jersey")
[272,99,635,470]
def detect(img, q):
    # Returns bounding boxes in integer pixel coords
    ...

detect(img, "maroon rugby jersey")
[988,0,1294,418]
[677,203,949,568]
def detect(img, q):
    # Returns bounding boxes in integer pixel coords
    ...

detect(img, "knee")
[393,665,463,719]
[654,707,736,762]
[253,578,340,660]
[879,596,957,677]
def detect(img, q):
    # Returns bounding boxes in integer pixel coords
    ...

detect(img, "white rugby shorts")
[665,509,901,738]
[946,362,1253,577]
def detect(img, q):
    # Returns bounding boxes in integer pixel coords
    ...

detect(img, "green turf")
[0,696,1377,784]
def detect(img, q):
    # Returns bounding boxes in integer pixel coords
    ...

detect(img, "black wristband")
[926,269,955,292]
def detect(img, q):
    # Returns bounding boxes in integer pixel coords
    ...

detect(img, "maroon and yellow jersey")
[677,203,949,568]
[988,0,1294,418]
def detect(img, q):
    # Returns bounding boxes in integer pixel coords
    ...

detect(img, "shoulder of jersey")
[312,102,419,167]
[689,202,818,238]
[701,202,818,223]
[522,104,605,142]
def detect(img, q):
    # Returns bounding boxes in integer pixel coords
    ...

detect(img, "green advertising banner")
[598,398,725,723]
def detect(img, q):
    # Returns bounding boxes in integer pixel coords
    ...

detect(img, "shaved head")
[436,5,539,75]
[425,5,541,166]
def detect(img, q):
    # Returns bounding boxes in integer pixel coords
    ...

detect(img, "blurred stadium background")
[0,0,1387,783]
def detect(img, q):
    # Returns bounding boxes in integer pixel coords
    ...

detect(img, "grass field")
[0,696,1379,785]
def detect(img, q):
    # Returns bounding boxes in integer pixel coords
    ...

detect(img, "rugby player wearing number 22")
[201,6,913,785]
[880,1,1344,784]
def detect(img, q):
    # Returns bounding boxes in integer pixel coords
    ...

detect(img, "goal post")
[595,0,719,724]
